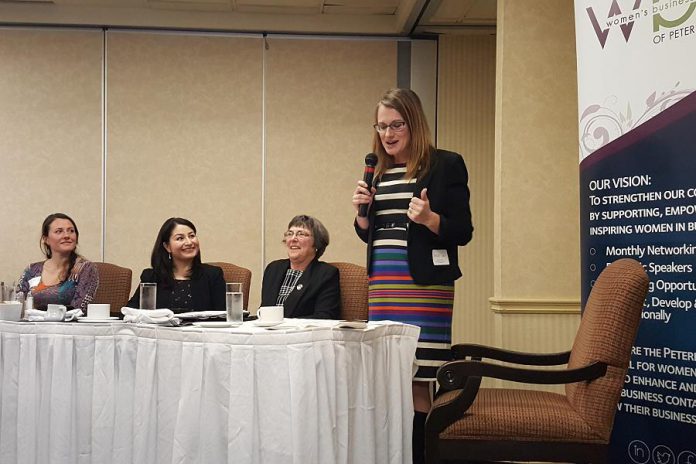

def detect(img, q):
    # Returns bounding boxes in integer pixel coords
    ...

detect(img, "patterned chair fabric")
[329,262,369,321]
[206,262,252,310]
[92,262,132,317]
[565,258,648,441]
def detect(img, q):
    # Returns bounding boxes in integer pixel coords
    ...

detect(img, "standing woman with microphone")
[352,88,473,464]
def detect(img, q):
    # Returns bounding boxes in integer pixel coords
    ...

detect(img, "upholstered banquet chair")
[206,261,252,310]
[330,262,369,321]
[425,258,649,464]
[92,262,132,317]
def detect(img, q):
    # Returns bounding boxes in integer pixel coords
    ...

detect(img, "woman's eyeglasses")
[284,230,312,239]
[373,120,407,133]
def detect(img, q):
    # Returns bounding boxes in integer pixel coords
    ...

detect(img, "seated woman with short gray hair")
[260,215,340,319]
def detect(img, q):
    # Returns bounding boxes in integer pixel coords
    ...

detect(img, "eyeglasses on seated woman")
[259,214,340,320]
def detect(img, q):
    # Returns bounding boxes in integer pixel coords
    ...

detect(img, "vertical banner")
[575,1,696,463]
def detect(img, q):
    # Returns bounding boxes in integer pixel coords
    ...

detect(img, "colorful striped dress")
[368,164,455,382]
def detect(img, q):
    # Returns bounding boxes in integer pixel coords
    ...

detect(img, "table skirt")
[0,321,419,464]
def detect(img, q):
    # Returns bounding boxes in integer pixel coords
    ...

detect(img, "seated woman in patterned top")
[127,217,225,311]
[260,215,340,319]
[17,213,99,311]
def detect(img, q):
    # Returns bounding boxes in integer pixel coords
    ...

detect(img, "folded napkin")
[25,308,84,322]
[121,307,180,326]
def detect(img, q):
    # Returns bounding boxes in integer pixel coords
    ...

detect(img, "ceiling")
[0,0,497,36]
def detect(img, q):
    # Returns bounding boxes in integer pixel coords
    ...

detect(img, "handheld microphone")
[358,153,378,217]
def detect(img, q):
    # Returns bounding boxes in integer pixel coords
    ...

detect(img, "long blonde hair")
[372,88,434,180]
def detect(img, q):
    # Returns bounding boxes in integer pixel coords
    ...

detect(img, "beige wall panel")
[485,1,580,390]
[438,35,497,346]
[264,38,396,266]
[496,0,580,299]
[106,32,263,306]
[493,311,580,392]
[0,28,102,284]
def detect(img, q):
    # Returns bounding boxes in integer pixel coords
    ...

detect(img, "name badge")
[432,249,450,266]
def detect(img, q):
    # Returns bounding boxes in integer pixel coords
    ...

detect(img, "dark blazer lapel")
[261,260,287,307]
[414,152,439,194]
[282,260,314,317]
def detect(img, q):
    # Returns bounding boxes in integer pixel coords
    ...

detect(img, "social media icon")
[653,445,675,464]
[678,450,696,464]
[628,440,650,464]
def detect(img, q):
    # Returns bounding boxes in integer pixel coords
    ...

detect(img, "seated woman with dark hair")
[17,213,99,311]
[127,217,225,311]
[260,215,340,319]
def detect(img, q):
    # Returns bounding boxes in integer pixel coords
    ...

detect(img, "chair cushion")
[437,388,606,443]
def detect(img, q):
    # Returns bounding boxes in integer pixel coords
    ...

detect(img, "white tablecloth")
[0,320,419,464]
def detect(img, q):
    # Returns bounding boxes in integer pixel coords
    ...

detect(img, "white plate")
[177,310,226,320]
[77,317,120,323]
[264,324,299,331]
[192,321,243,328]
[336,320,368,329]
[177,310,249,320]
[251,320,284,327]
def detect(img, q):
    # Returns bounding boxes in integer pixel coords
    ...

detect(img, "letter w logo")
[586,0,642,48]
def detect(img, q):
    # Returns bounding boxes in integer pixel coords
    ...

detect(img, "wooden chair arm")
[451,343,571,366]
[437,359,608,390]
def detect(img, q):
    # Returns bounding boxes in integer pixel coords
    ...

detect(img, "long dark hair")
[40,213,81,282]
[151,217,202,287]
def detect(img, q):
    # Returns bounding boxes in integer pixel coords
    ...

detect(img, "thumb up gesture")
[407,188,432,224]
[407,188,440,234]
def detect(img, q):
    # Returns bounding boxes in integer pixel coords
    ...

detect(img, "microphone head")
[365,153,378,167]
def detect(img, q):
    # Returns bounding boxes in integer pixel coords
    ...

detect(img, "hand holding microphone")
[353,153,378,218]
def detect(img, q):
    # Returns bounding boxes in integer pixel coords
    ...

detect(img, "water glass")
[140,282,157,309]
[226,282,243,322]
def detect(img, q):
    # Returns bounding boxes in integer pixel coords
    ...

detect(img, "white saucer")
[192,321,243,328]
[252,320,284,327]
[77,317,120,323]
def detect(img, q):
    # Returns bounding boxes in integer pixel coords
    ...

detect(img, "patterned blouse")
[171,280,193,309]
[17,258,99,311]
[276,268,303,306]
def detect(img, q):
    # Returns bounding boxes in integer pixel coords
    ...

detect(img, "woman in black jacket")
[352,88,473,464]
[127,217,225,311]
[260,215,340,319]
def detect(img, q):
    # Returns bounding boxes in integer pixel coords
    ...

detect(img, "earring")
[168,253,172,260]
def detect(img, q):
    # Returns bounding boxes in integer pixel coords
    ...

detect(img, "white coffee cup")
[0,302,22,322]
[87,303,110,319]
[257,305,284,322]
[46,304,67,322]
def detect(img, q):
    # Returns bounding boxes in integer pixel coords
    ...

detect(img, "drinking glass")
[140,282,157,309]
[226,282,243,322]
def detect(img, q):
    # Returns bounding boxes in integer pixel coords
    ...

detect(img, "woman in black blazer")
[127,217,225,311]
[260,215,340,319]
[352,88,473,464]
